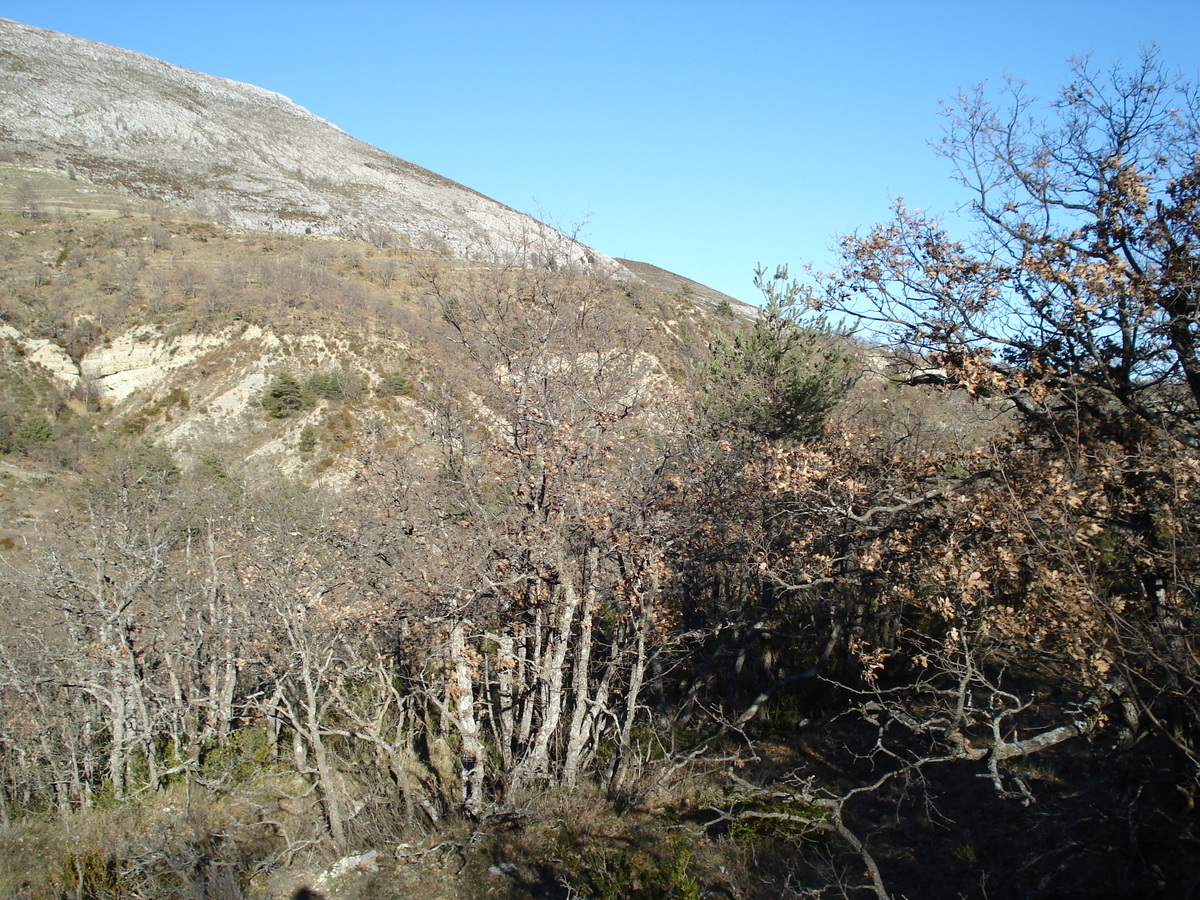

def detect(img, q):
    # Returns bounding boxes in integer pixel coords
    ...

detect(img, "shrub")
[0,411,13,453]
[304,368,363,402]
[56,847,138,900]
[378,369,414,397]
[557,826,701,900]
[262,371,304,418]
[11,412,53,454]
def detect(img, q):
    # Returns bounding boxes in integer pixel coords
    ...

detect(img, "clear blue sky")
[5,2,1200,304]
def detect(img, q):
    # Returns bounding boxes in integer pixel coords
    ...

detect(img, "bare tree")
[347,244,691,812]
[13,179,42,219]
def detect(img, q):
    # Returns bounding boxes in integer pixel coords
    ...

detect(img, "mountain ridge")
[0,17,631,273]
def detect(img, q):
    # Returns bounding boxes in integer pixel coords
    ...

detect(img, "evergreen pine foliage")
[701,265,855,443]
[304,368,362,402]
[10,412,53,454]
[262,371,304,418]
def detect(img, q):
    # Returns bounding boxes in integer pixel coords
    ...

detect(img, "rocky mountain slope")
[0,17,618,269]
[0,17,756,550]
[0,164,746,546]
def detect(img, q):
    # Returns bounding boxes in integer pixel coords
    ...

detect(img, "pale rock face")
[199,371,272,421]
[0,17,629,277]
[1,322,285,412]
[80,329,235,403]
[0,324,80,388]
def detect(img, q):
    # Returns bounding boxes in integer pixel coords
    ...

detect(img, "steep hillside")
[0,32,1193,900]
[617,257,756,318]
[0,163,741,544]
[0,17,619,270]
[0,15,750,529]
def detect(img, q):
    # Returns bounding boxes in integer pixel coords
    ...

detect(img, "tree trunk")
[563,545,600,786]
[449,618,485,813]
[525,575,582,780]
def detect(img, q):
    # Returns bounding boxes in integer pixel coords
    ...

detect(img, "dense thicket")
[1,52,1198,899]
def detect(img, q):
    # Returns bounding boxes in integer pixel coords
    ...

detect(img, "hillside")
[0,16,750,523]
[2,19,1191,900]
[0,17,623,269]
[0,160,742,511]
